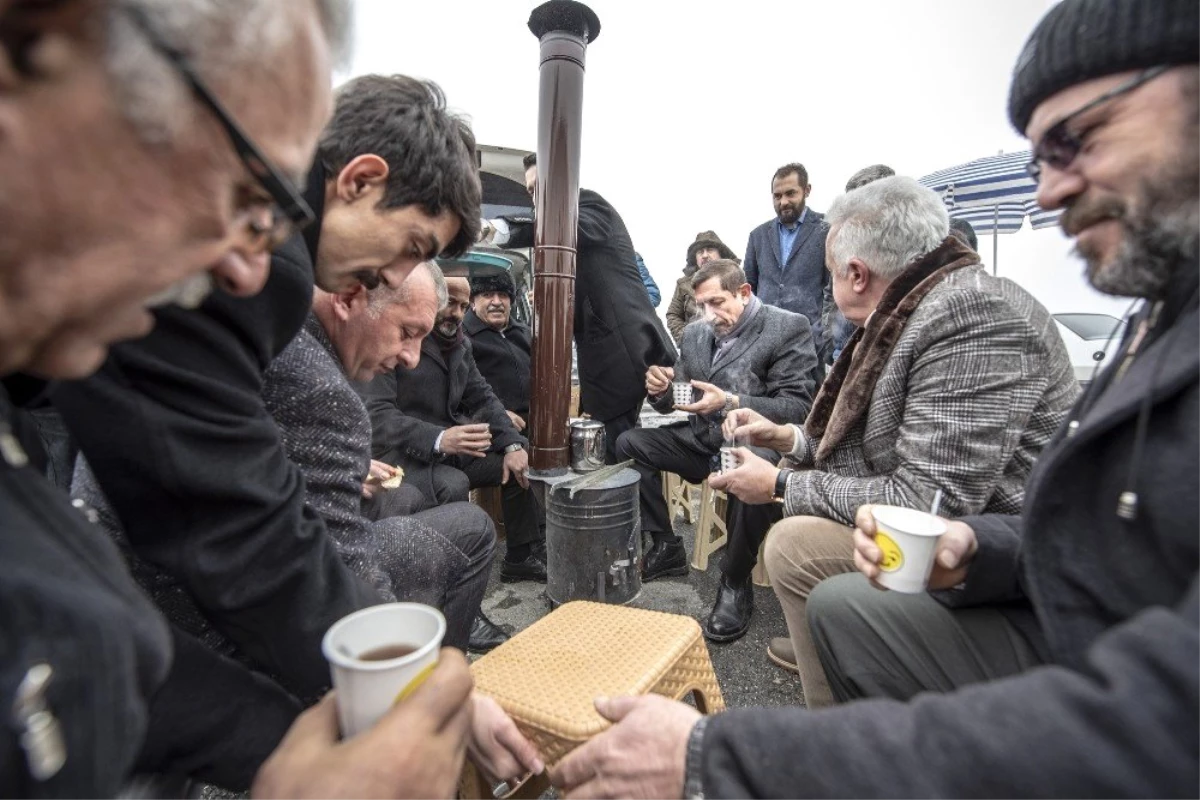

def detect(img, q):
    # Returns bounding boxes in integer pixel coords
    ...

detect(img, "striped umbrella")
[919,149,1062,273]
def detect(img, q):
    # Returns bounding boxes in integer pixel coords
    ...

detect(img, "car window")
[1053,313,1126,341]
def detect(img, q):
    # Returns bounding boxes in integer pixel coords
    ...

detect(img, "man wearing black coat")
[464,272,532,431]
[486,153,677,461]
[547,1,1199,796]
[362,278,547,583]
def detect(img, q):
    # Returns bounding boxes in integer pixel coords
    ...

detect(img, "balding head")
[314,261,444,380]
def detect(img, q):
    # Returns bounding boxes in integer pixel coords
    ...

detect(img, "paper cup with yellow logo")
[322,603,445,738]
[869,505,947,594]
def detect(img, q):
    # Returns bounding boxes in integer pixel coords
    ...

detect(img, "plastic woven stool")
[460,601,725,798]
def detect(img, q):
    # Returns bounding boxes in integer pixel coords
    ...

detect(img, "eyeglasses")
[1026,65,1170,183]
[124,6,315,249]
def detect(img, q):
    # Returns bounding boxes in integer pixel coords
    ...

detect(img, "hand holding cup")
[853,504,978,592]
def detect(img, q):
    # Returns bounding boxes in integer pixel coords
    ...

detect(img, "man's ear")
[333,154,390,203]
[847,258,870,293]
[332,284,369,321]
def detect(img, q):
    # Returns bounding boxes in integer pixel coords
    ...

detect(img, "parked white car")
[1053,313,1127,387]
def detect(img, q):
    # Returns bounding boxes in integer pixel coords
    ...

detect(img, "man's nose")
[1035,163,1086,212]
[398,340,422,369]
[211,248,270,297]
[379,261,420,289]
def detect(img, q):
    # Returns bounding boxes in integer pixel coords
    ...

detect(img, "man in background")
[744,162,835,365]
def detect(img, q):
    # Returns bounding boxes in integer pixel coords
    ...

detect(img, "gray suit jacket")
[743,210,834,354]
[783,264,1080,525]
[650,303,819,451]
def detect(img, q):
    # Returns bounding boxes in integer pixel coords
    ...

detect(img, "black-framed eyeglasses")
[124,6,315,248]
[1026,65,1170,184]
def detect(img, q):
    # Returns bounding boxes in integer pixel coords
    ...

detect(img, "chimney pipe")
[526,0,600,477]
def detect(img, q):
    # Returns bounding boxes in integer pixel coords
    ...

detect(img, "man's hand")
[676,380,726,416]
[502,447,530,489]
[645,365,675,397]
[550,695,699,799]
[722,408,796,453]
[707,448,776,505]
[505,410,527,432]
[252,649,474,799]
[361,460,398,499]
[852,504,978,590]
[440,424,492,458]
[467,693,544,785]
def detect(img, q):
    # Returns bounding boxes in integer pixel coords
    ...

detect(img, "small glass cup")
[671,381,693,407]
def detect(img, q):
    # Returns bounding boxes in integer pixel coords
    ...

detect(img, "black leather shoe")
[642,537,688,581]
[703,575,754,642]
[467,612,509,653]
[500,552,548,583]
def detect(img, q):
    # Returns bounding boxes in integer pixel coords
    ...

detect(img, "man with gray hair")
[844,163,896,192]
[714,175,1077,698]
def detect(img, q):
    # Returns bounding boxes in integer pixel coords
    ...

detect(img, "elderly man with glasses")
[543,0,1199,796]
[1,1,499,797]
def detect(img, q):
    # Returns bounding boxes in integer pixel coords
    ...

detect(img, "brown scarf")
[805,237,980,463]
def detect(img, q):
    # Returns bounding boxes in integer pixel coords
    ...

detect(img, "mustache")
[145,273,213,310]
[486,305,507,313]
[1060,195,1126,237]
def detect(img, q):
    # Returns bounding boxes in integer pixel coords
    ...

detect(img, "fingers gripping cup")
[718,446,739,474]
[869,505,948,594]
[322,603,446,738]
[671,381,694,407]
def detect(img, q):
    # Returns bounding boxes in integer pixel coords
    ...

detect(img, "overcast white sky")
[343,0,1130,320]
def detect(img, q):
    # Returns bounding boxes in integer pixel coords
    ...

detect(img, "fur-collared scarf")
[805,237,980,462]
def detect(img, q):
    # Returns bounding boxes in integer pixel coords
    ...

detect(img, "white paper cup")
[322,603,446,738]
[870,505,947,594]
[672,381,693,407]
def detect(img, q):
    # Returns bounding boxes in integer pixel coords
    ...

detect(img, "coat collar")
[805,237,979,461]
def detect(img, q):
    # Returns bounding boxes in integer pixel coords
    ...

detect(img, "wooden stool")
[469,486,506,541]
[661,472,697,524]
[460,601,725,798]
[691,481,728,571]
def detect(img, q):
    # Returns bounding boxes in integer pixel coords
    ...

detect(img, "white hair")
[104,0,352,142]
[366,261,448,317]
[826,175,949,280]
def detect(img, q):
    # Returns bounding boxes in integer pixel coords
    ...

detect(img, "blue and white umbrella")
[919,149,1062,272]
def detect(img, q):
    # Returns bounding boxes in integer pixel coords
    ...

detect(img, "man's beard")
[436,319,459,338]
[1069,148,1200,300]
[777,206,800,224]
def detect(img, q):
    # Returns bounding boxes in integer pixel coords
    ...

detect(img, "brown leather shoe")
[767,637,799,673]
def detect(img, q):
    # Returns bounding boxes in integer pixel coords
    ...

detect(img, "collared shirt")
[775,206,809,267]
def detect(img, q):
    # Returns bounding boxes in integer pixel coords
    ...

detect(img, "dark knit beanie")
[470,271,516,300]
[1008,0,1199,132]
[686,230,738,268]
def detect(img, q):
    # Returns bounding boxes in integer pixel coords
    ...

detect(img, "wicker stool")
[691,481,728,571]
[662,472,698,524]
[461,601,725,798]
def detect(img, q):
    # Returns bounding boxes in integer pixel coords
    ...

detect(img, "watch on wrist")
[504,443,524,454]
[773,469,793,501]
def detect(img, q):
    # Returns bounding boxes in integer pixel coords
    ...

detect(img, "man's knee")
[614,428,642,462]
[435,468,471,504]
[764,516,855,598]
[806,572,890,670]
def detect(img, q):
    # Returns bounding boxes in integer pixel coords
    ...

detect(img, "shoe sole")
[766,648,799,673]
[702,624,750,643]
[641,565,689,582]
[499,573,547,584]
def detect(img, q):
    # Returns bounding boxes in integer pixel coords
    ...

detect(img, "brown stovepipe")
[526,0,600,476]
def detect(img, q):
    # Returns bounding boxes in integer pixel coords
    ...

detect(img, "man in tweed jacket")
[617,259,819,643]
[713,176,1078,700]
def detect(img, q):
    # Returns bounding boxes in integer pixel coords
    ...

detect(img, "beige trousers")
[763,515,857,708]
